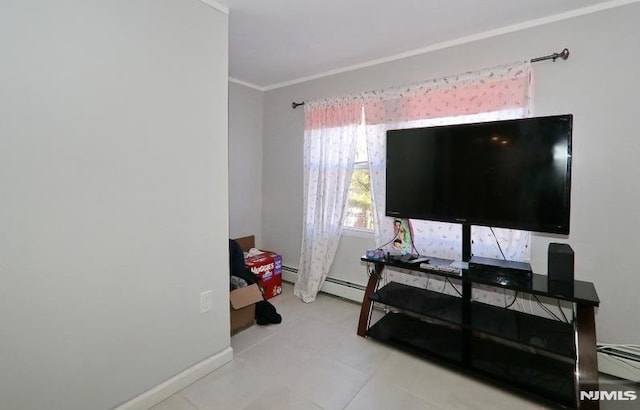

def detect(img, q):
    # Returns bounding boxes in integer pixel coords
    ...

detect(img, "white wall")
[0,1,230,409]
[262,3,640,343]
[229,81,264,244]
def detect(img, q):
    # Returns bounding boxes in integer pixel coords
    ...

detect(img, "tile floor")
[152,282,556,409]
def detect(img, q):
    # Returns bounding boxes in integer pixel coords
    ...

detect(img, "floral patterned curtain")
[364,62,531,124]
[364,61,533,289]
[296,61,533,301]
[294,98,362,303]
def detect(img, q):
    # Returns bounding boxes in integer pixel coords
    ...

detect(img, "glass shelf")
[362,256,599,306]
[367,312,575,409]
[371,282,575,358]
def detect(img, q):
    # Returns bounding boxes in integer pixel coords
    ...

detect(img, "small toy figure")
[392,218,412,254]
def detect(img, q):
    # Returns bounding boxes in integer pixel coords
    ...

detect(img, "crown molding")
[262,0,640,90]
[229,77,266,92]
[199,0,229,15]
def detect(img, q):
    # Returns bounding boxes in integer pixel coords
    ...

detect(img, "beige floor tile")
[231,321,278,355]
[149,393,197,410]
[236,334,316,386]
[442,376,547,410]
[275,315,352,353]
[345,378,442,410]
[243,384,322,410]
[369,350,463,406]
[318,332,393,376]
[180,356,272,410]
[287,355,370,410]
[166,281,580,410]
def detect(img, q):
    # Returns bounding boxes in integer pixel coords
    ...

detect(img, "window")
[343,122,373,231]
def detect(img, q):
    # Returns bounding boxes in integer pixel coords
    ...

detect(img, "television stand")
[358,256,600,409]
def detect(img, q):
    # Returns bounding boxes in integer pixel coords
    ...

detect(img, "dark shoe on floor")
[255,300,282,325]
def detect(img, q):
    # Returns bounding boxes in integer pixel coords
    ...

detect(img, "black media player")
[468,256,533,279]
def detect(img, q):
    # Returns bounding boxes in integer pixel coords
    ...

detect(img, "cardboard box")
[245,251,283,300]
[230,283,263,336]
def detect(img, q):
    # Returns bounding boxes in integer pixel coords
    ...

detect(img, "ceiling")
[216,0,626,89]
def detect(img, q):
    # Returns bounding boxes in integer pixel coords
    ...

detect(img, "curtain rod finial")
[552,48,570,62]
[292,101,305,109]
[559,48,570,61]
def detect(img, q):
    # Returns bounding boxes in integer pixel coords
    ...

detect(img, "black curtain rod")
[530,47,570,63]
[291,48,570,109]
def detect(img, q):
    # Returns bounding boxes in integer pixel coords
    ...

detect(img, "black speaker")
[548,243,574,282]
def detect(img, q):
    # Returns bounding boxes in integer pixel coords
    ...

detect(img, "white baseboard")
[114,347,233,410]
[281,268,298,285]
[598,351,640,383]
[319,280,365,303]
[282,267,365,303]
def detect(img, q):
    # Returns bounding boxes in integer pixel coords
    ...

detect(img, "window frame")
[342,117,374,233]
[343,158,374,235]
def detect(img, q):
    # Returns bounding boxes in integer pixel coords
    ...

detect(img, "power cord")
[446,277,463,297]
[505,290,518,308]
[556,299,569,323]
[490,227,507,260]
[533,295,565,322]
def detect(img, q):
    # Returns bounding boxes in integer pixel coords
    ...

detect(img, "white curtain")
[294,99,361,302]
[364,61,533,265]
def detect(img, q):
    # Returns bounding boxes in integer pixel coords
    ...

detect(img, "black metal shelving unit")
[358,257,600,410]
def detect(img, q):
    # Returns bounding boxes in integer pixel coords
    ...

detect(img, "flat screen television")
[385,114,573,234]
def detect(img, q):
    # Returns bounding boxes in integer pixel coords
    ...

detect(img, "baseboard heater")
[281,265,365,303]
[597,345,640,383]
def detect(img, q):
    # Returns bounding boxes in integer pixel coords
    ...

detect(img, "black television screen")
[385,114,572,234]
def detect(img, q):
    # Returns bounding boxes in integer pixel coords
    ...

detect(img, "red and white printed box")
[245,251,282,300]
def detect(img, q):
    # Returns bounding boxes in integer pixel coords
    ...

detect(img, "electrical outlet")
[200,290,213,314]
